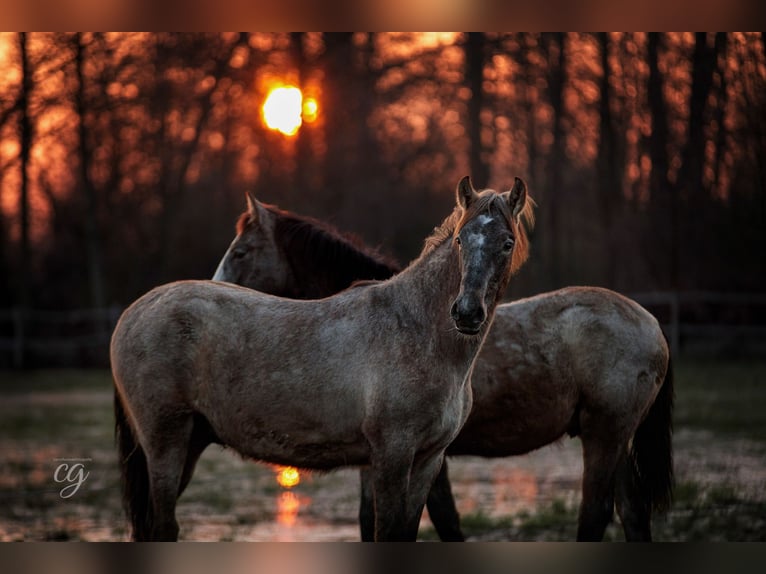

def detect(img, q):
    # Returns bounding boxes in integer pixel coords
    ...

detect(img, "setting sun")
[302,97,318,123]
[276,465,301,488]
[262,85,318,136]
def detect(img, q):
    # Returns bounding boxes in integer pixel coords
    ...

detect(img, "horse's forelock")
[452,190,537,273]
[422,192,509,256]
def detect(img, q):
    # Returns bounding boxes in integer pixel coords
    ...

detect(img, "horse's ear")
[456,176,477,210]
[505,177,527,220]
[246,191,262,224]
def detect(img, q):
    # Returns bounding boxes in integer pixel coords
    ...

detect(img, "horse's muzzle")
[450,296,487,335]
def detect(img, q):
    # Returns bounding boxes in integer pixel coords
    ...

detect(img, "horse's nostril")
[451,296,487,334]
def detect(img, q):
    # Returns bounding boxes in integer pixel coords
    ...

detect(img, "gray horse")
[112,177,532,541]
[213,190,673,541]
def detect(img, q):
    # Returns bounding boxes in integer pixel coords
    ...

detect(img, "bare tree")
[156,34,248,278]
[17,33,32,307]
[542,32,567,288]
[464,32,490,188]
[647,33,675,286]
[596,32,620,286]
[74,33,106,310]
[290,32,310,195]
[712,33,728,196]
[678,33,717,203]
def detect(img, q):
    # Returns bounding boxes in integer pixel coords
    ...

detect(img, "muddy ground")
[1,360,764,542]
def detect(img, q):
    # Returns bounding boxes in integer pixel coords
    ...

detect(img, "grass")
[0,369,113,394]
[420,356,766,542]
[419,481,766,542]
[1,359,765,541]
[652,481,766,541]
[672,358,766,443]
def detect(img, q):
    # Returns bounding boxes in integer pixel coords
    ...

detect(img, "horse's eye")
[503,238,515,251]
[232,249,247,259]
[455,237,462,246]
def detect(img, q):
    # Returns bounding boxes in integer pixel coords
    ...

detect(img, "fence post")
[12,306,25,369]
[670,291,680,356]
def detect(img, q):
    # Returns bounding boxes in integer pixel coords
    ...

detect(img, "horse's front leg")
[402,452,448,540]
[369,450,414,541]
[425,459,465,541]
[358,467,376,542]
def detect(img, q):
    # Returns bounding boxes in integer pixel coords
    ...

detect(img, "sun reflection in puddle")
[276,491,300,527]
[269,465,314,540]
[455,465,541,517]
[493,468,539,513]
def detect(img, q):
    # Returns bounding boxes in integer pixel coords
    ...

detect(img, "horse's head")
[450,176,530,335]
[213,193,293,294]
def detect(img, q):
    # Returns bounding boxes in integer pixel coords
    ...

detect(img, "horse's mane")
[236,211,253,236]
[421,190,535,275]
[262,204,401,291]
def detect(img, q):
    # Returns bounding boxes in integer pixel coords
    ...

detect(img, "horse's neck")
[290,241,396,299]
[395,240,486,363]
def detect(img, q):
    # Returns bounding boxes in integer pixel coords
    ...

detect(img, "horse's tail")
[114,388,152,541]
[629,350,675,513]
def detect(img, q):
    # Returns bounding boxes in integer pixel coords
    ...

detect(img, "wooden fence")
[0,306,122,369]
[629,291,766,357]
[1,292,765,367]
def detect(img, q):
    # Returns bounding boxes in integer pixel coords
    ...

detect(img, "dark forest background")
[0,33,763,323]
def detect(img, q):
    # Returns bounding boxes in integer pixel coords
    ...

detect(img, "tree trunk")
[75,33,106,310]
[712,33,728,196]
[648,33,678,299]
[290,32,310,198]
[517,34,539,189]
[15,32,32,367]
[543,32,566,288]
[17,33,31,307]
[320,33,356,219]
[679,32,716,202]
[465,32,489,188]
[596,32,619,287]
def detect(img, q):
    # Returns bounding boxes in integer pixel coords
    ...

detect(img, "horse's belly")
[448,379,578,457]
[446,417,569,457]
[219,426,371,471]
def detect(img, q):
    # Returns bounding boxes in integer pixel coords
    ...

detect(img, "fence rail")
[628,291,766,356]
[1,292,765,367]
[0,306,122,368]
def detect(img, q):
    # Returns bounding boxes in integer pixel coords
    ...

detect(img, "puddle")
[1,386,765,541]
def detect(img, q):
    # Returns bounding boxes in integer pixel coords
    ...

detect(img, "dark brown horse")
[214,192,673,541]
[113,177,531,541]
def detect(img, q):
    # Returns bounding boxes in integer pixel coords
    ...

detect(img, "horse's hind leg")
[426,460,465,541]
[403,451,450,540]
[615,457,652,541]
[358,467,375,542]
[142,413,195,541]
[577,422,625,541]
[177,414,215,498]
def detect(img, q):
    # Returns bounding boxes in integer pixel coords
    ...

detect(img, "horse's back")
[499,286,666,369]
[505,286,668,423]
[454,286,668,455]
[109,279,410,469]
